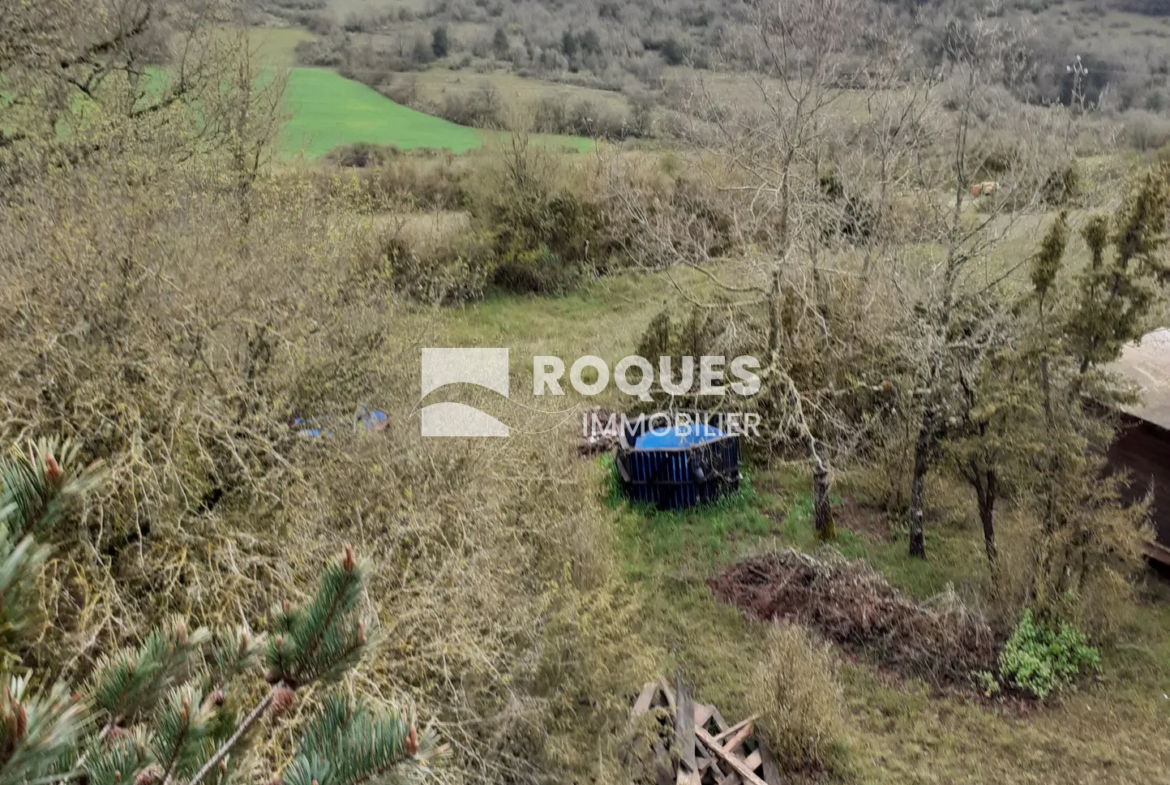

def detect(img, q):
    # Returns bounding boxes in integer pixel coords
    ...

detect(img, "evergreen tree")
[0,439,444,785]
[431,26,450,59]
[492,28,510,61]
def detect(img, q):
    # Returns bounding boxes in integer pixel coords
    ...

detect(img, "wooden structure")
[630,677,782,785]
[1106,329,1170,565]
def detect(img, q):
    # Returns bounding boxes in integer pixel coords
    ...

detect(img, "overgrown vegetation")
[750,623,848,773]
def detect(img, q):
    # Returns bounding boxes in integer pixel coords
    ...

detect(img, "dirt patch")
[578,407,621,457]
[834,496,891,542]
[709,550,1001,686]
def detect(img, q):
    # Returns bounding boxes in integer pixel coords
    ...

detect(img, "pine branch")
[0,535,51,665]
[183,686,277,785]
[264,546,365,688]
[90,618,211,726]
[153,685,215,785]
[0,677,84,784]
[0,439,105,540]
[279,694,442,785]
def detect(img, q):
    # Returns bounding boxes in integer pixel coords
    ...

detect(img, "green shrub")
[484,190,603,294]
[749,623,848,772]
[377,233,495,304]
[1041,162,1081,206]
[324,141,400,168]
[999,610,1100,699]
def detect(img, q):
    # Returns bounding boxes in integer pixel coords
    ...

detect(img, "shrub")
[438,83,502,128]
[375,231,495,305]
[999,610,1100,699]
[486,190,602,294]
[411,34,435,66]
[749,623,847,772]
[533,96,568,134]
[492,27,509,59]
[1041,161,1081,206]
[324,141,400,168]
[1123,109,1170,152]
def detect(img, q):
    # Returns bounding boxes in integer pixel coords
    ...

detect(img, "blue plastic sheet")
[294,409,387,438]
[634,423,724,450]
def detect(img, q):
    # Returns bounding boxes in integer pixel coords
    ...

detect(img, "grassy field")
[424,266,1170,784]
[243,26,314,67]
[221,28,596,159]
[280,68,593,159]
[381,66,632,116]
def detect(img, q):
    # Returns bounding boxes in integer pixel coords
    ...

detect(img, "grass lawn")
[280,68,593,160]
[611,465,1170,784]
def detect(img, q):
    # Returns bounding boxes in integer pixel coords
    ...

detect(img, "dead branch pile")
[709,550,1000,684]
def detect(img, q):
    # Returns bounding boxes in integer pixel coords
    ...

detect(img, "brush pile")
[710,549,1000,684]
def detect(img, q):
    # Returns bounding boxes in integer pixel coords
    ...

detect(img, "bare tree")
[899,9,1064,558]
[605,0,910,537]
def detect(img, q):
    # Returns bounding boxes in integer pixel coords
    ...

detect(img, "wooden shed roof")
[1107,328,1170,431]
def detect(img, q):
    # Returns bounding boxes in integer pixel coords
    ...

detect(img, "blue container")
[615,419,740,510]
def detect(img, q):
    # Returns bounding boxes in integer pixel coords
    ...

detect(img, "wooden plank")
[1143,538,1170,565]
[709,707,730,733]
[633,682,659,716]
[659,675,677,712]
[694,704,715,729]
[712,716,758,744]
[695,745,723,780]
[694,728,768,785]
[675,677,697,775]
[742,750,761,771]
[654,741,674,785]
[759,744,782,785]
[720,722,754,757]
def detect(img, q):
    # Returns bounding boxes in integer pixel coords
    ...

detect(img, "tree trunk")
[766,269,782,357]
[813,459,834,542]
[907,407,935,559]
[974,469,997,571]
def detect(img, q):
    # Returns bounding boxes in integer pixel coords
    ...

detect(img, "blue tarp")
[634,423,725,451]
[294,409,387,438]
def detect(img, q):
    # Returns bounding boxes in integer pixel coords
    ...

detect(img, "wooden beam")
[695,728,768,785]
[694,704,715,729]
[633,682,659,716]
[712,716,758,745]
[654,741,674,785]
[759,744,782,785]
[659,675,677,712]
[675,677,696,775]
[1143,539,1170,565]
[720,722,754,757]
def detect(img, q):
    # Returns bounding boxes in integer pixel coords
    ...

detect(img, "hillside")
[6,3,1170,785]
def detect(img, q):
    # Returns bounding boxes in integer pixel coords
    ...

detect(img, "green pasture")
[280,68,593,160]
